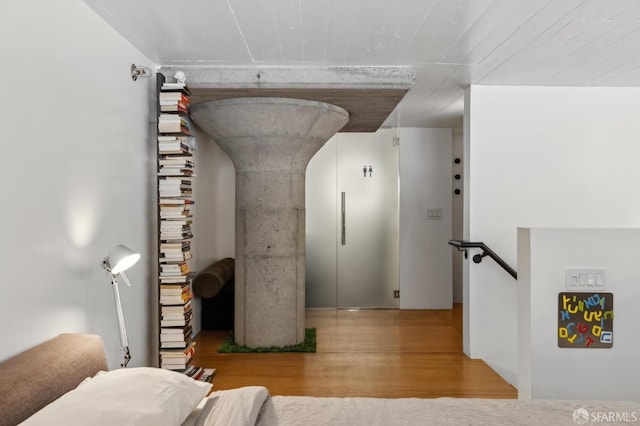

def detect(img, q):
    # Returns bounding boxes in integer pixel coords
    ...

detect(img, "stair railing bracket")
[448,240,517,280]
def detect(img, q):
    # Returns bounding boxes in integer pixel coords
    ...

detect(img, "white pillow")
[21,367,211,426]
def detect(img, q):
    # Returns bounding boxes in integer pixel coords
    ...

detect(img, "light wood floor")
[191,304,517,398]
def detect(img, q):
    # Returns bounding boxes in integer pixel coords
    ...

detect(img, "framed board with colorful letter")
[558,292,613,348]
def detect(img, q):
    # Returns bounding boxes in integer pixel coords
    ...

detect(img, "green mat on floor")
[218,328,316,353]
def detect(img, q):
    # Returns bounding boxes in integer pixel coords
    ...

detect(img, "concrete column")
[191,98,348,347]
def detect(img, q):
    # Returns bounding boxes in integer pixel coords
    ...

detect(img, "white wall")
[399,128,452,309]
[0,0,156,368]
[451,128,464,304]
[190,128,236,333]
[466,85,640,386]
[518,228,640,401]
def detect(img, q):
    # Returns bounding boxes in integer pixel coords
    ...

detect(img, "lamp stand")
[110,275,131,368]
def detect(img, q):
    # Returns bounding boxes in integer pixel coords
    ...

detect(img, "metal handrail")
[448,240,517,280]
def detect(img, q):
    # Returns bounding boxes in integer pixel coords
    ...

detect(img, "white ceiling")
[85,0,640,128]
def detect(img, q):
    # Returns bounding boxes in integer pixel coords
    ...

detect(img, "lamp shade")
[107,244,141,275]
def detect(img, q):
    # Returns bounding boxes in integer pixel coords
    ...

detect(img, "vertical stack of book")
[157,77,197,370]
[159,199,194,220]
[158,114,191,134]
[159,241,192,262]
[160,341,196,370]
[160,88,190,113]
[160,300,194,362]
[159,176,193,198]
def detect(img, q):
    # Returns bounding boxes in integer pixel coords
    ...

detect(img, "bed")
[1,334,638,426]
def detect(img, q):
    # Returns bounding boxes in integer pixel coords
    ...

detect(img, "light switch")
[569,273,578,287]
[579,273,587,286]
[427,208,443,220]
[565,268,606,290]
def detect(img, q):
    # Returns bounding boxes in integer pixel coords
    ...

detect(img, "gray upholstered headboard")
[0,333,108,426]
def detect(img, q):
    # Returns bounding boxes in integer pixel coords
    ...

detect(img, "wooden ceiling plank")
[270,0,304,62]
[300,0,331,63]
[323,0,360,63]
[413,0,496,64]
[474,0,584,83]
[223,0,284,63]
[442,0,522,65]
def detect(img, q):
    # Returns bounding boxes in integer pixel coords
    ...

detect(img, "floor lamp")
[102,244,140,368]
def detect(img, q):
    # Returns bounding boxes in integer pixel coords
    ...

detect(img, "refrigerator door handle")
[341,191,346,245]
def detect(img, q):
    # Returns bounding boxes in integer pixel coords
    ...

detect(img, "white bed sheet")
[257,396,639,426]
[183,387,640,426]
